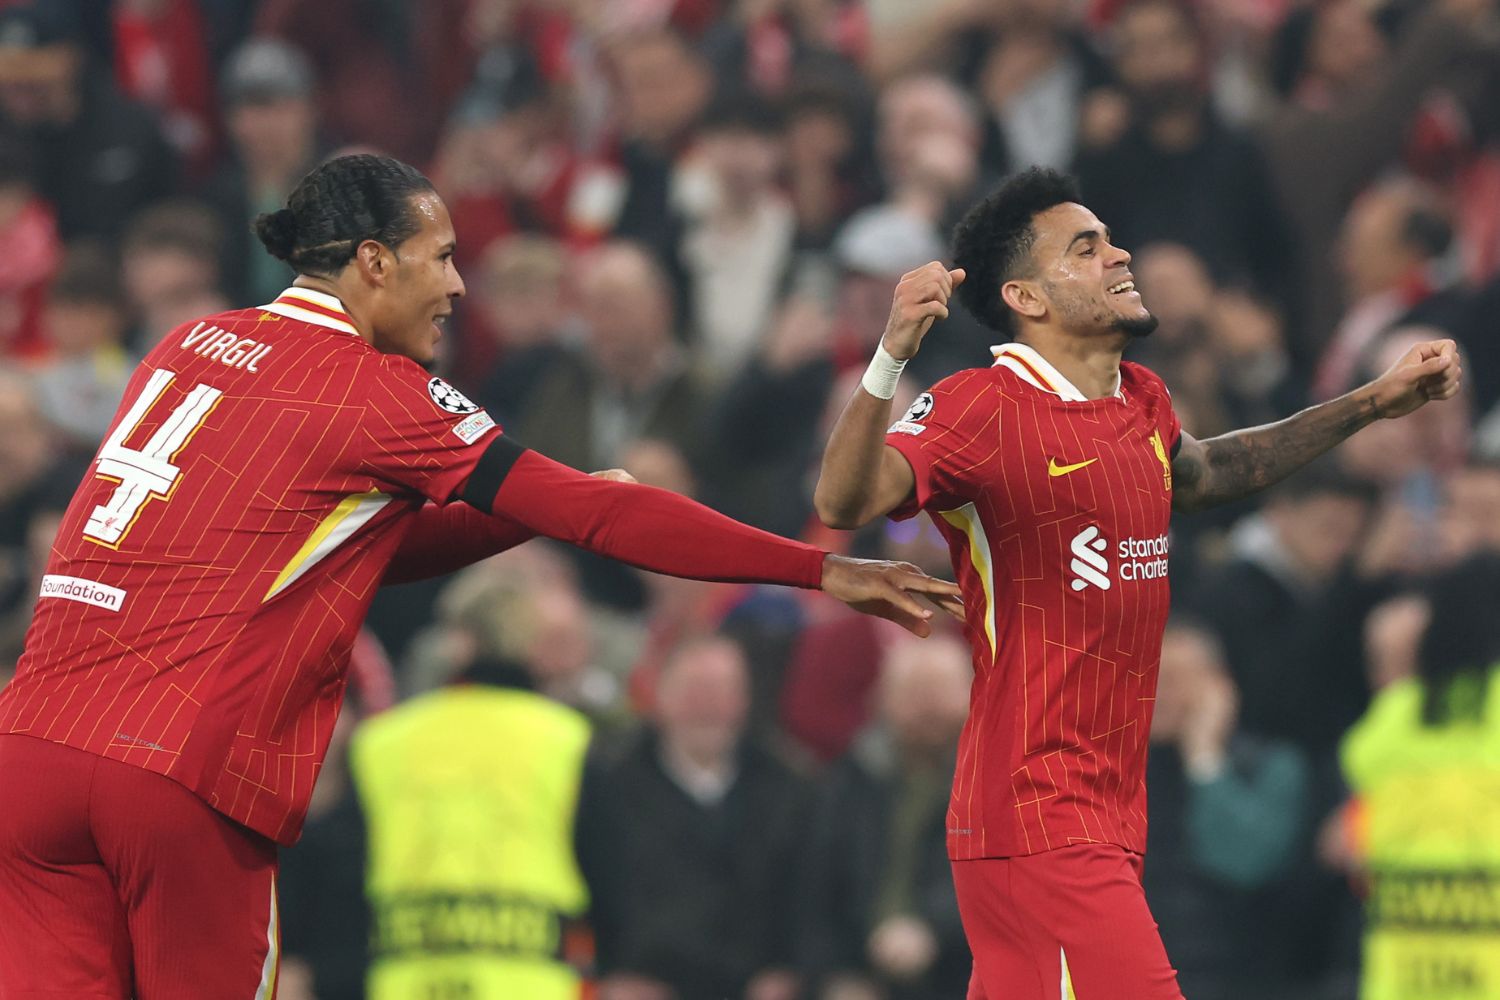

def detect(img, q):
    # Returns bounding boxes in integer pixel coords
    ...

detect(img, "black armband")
[460,435,528,511]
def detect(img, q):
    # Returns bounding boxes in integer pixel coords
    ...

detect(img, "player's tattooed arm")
[1170,397,1380,511]
[1172,338,1463,512]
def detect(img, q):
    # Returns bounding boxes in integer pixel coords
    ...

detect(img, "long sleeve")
[381,502,535,586]
[462,439,826,588]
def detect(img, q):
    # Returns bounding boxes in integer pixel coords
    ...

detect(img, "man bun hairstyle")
[951,167,1082,337]
[253,153,435,276]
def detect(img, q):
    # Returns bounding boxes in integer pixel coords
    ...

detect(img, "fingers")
[924,591,967,621]
[877,578,936,624]
[1414,338,1458,362]
[590,468,638,483]
[901,262,961,305]
[886,566,965,628]
[1413,349,1463,400]
[879,601,934,638]
[891,567,964,599]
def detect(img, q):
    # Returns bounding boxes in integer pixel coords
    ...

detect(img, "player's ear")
[355,239,393,287]
[1001,279,1046,321]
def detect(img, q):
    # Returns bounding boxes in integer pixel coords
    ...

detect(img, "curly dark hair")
[253,153,435,277]
[951,168,1082,337]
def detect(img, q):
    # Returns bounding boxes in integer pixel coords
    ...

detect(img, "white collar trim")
[990,342,1121,401]
[260,287,360,336]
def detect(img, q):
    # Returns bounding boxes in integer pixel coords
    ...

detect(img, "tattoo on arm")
[1172,390,1382,512]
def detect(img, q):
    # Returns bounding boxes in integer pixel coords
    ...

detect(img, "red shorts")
[953,844,1184,1000]
[0,735,280,999]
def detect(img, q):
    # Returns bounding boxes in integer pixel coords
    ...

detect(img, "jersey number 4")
[84,368,223,546]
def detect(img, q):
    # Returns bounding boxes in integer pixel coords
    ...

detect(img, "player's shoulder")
[889,364,998,436]
[368,356,487,417]
[921,362,1005,407]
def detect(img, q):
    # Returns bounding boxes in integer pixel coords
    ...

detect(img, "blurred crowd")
[2,0,1499,998]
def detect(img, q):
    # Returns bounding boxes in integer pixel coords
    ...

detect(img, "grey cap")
[833,204,946,277]
[221,37,315,106]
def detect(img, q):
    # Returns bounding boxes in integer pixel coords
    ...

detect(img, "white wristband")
[861,343,907,400]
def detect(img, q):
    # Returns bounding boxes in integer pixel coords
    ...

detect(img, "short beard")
[1113,313,1160,338]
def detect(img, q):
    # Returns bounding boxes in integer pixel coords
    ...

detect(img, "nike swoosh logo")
[1048,457,1098,477]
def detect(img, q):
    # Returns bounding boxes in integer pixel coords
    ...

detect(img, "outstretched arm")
[815,262,964,529]
[1172,339,1462,512]
[382,470,638,585]
[460,442,963,635]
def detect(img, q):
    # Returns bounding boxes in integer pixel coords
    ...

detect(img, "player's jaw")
[1104,267,1158,338]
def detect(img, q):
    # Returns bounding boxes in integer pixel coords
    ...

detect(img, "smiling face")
[1003,201,1158,340]
[366,192,465,364]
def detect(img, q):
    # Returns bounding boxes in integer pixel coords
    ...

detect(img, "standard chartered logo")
[1069,526,1111,592]
[1068,527,1170,592]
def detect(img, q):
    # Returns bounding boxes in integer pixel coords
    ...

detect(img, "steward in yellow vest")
[1342,554,1500,1000]
[352,661,593,1000]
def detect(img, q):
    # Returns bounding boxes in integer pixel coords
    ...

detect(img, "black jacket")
[797,732,970,1000]
[579,730,813,999]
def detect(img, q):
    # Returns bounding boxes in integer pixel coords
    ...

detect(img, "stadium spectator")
[468,234,573,426]
[583,634,812,1000]
[427,46,576,298]
[781,82,879,248]
[1259,0,1500,359]
[1438,458,1500,560]
[1202,288,1304,431]
[200,37,321,306]
[32,242,135,452]
[1188,467,1383,992]
[780,512,957,765]
[799,632,974,1000]
[1362,589,1431,695]
[1075,0,1291,303]
[254,0,445,164]
[1336,329,1475,582]
[1315,177,1467,402]
[353,560,602,1000]
[1127,242,1234,436]
[405,542,626,726]
[0,449,79,681]
[679,96,796,384]
[0,370,58,584]
[702,289,837,535]
[109,0,220,176]
[829,202,986,385]
[0,137,59,360]
[513,241,707,475]
[1189,467,1382,754]
[870,0,1112,177]
[118,198,226,350]
[1340,553,1500,1000]
[603,26,714,260]
[0,2,178,242]
[874,75,985,236]
[698,0,869,97]
[275,684,371,1000]
[1145,620,1308,1000]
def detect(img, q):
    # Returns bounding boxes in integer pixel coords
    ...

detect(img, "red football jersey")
[886,343,1181,860]
[0,288,501,844]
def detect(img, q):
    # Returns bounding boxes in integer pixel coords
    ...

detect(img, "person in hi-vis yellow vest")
[351,556,602,1000]
[1341,553,1500,1000]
